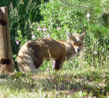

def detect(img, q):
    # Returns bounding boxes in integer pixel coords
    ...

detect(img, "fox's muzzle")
[77,48,80,53]
[74,48,81,53]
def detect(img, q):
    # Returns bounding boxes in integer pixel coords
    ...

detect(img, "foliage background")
[0,0,109,97]
[0,0,109,71]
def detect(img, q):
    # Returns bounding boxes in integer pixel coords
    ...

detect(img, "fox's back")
[18,38,66,60]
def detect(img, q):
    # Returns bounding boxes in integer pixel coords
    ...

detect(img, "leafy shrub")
[1,0,109,70]
[28,0,109,69]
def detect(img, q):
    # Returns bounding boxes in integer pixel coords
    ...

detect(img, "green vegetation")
[0,0,109,97]
[0,69,109,97]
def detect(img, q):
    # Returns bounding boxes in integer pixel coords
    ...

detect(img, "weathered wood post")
[0,7,14,74]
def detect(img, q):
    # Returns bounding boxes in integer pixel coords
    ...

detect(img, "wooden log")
[0,7,14,74]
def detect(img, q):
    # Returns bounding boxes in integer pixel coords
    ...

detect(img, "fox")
[17,32,85,73]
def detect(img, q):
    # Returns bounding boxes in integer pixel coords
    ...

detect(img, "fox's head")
[67,32,85,53]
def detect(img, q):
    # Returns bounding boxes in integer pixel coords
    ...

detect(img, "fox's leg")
[55,56,65,70]
[29,53,43,73]
[34,57,43,68]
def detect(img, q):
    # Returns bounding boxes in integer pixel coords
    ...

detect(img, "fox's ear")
[67,32,72,39]
[67,32,77,42]
[80,32,85,40]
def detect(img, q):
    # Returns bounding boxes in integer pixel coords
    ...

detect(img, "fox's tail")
[17,45,41,73]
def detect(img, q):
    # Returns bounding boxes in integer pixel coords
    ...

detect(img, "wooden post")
[0,7,14,74]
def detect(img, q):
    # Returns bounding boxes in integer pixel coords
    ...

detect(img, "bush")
[28,0,109,69]
[1,0,109,70]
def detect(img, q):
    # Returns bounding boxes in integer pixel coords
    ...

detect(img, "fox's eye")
[73,43,77,45]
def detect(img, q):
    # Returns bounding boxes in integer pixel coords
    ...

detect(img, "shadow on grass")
[33,70,109,97]
[0,70,109,97]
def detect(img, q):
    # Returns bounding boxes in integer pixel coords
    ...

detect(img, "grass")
[0,0,109,97]
[0,66,109,98]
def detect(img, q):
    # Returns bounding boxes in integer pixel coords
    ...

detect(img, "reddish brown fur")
[17,32,85,73]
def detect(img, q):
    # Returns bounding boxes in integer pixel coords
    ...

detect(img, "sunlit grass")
[0,65,109,98]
